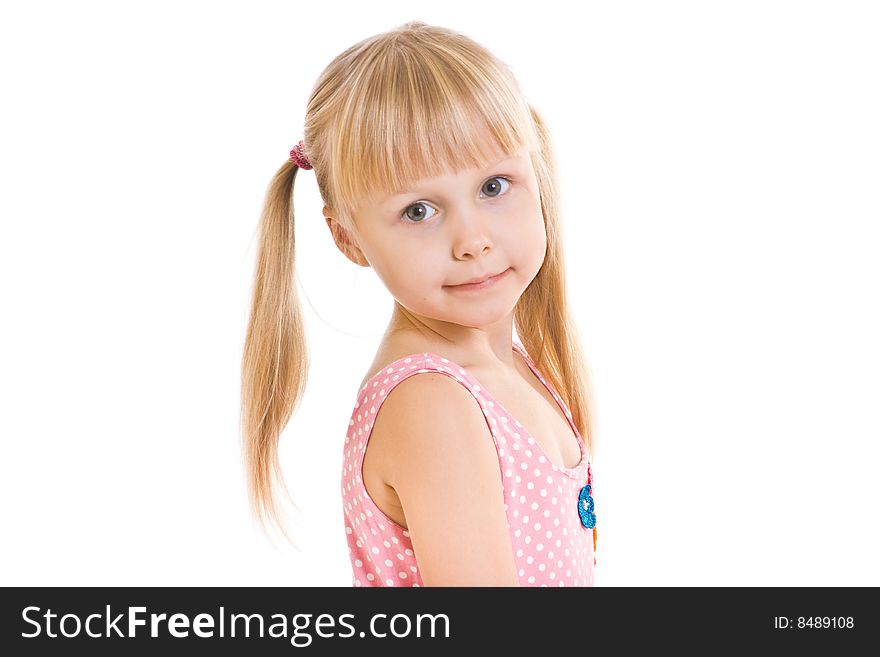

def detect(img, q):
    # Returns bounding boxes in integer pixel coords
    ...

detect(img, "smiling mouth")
[444,268,511,290]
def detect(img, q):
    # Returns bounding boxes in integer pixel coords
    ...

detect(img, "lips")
[452,269,508,286]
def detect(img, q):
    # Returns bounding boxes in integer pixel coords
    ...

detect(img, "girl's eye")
[481,176,510,199]
[402,202,436,224]
[400,176,512,225]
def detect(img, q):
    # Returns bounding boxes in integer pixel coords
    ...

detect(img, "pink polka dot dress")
[340,342,597,587]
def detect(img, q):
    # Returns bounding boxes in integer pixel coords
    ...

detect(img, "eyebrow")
[385,153,521,201]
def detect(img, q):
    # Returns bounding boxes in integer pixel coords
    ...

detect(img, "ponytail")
[240,160,311,546]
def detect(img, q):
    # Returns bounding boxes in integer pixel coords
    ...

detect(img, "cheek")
[529,229,548,272]
[511,211,547,267]
[371,247,442,295]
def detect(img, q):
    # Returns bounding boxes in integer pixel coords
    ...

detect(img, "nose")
[450,209,493,260]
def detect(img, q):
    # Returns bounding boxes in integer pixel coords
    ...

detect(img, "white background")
[1,1,877,587]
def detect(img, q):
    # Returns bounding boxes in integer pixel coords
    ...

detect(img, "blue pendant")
[578,484,596,529]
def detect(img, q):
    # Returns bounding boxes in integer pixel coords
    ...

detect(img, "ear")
[324,208,370,267]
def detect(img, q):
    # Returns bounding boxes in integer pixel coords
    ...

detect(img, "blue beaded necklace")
[578,483,596,529]
[578,464,597,555]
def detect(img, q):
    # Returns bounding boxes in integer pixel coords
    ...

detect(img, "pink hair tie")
[289,140,312,170]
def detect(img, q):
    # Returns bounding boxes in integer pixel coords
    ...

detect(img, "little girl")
[241,20,598,587]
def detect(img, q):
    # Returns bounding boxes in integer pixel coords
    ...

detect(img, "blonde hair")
[241,20,598,542]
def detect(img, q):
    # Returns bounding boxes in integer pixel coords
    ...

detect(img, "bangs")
[326,39,540,219]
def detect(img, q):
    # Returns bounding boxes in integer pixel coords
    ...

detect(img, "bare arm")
[371,372,520,586]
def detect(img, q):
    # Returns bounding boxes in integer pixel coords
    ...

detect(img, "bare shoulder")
[369,372,519,586]
[373,372,489,477]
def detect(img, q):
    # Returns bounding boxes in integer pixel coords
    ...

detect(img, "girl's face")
[331,146,546,331]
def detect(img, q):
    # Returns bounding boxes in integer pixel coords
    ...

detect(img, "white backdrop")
[1,0,877,586]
